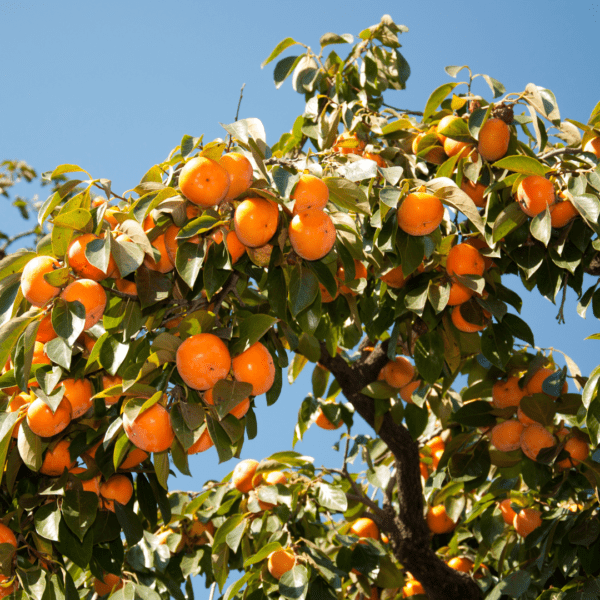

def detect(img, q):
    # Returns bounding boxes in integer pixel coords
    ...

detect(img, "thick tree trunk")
[318,342,482,600]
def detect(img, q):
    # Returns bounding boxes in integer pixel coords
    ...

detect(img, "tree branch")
[318,341,482,600]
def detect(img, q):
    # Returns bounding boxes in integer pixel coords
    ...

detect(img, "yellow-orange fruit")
[291,174,329,212]
[144,233,175,273]
[460,179,487,208]
[333,132,366,155]
[513,508,542,538]
[288,209,336,261]
[525,368,568,398]
[451,304,489,333]
[363,152,387,167]
[426,504,456,534]
[550,200,578,228]
[234,197,279,248]
[350,517,380,539]
[314,407,343,430]
[187,519,215,544]
[163,224,181,266]
[516,176,556,217]
[36,313,58,343]
[102,374,123,406]
[8,393,29,438]
[211,229,246,264]
[40,439,75,476]
[436,115,462,144]
[400,380,421,403]
[20,256,62,307]
[477,118,510,162]
[69,467,101,495]
[380,265,407,289]
[204,387,250,419]
[446,243,485,278]
[176,333,231,391]
[337,260,367,294]
[397,192,444,236]
[447,281,474,306]
[123,403,175,453]
[119,448,149,469]
[492,377,525,409]
[94,573,123,596]
[100,474,134,512]
[0,524,17,550]
[443,138,478,161]
[187,428,214,455]
[267,549,296,580]
[0,575,18,598]
[447,557,474,573]
[179,156,231,207]
[520,423,555,461]
[499,499,517,525]
[232,342,275,396]
[27,398,72,438]
[583,136,600,159]
[232,459,259,493]
[220,152,253,201]
[517,405,537,427]
[557,436,589,469]
[381,357,414,389]
[491,420,524,452]
[68,233,117,281]
[115,278,137,296]
[60,279,106,330]
[403,578,425,597]
[61,378,93,419]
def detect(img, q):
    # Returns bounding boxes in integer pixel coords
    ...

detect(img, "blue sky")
[2,0,600,589]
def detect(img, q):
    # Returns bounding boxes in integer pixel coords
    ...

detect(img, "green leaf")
[114,501,144,546]
[0,308,39,373]
[571,193,600,225]
[17,420,42,471]
[274,55,303,89]
[62,489,98,542]
[530,207,551,246]
[34,503,61,542]
[414,330,445,383]
[481,74,505,98]
[223,573,253,600]
[230,315,278,356]
[491,156,549,176]
[288,265,318,318]
[492,203,528,243]
[50,164,91,179]
[423,84,458,122]
[316,483,347,512]
[583,365,600,409]
[487,571,531,600]
[480,323,513,369]
[427,177,485,234]
[520,395,556,427]
[502,314,534,346]
[242,540,282,567]
[319,32,353,48]
[261,38,299,67]
[52,299,86,345]
[211,379,253,419]
[279,565,308,600]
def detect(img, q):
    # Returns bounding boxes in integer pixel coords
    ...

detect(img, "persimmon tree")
[2,13,600,600]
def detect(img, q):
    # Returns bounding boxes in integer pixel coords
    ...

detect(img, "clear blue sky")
[2,0,600,589]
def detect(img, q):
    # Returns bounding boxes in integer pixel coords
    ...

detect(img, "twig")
[556,273,569,325]
[329,467,384,518]
[208,582,216,600]
[227,84,246,152]
[539,147,591,161]
[101,285,138,300]
[211,271,241,315]
[342,434,351,471]
[381,103,423,116]
[0,227,40,252]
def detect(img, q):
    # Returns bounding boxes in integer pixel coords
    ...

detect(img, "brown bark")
[318,341,481,600]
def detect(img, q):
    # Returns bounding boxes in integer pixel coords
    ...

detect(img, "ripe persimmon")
[436,115,461,144]
[451,304,490,333]
[69,467,101,495]
[119,448,149,469]
[516,175,556,217]
[0,522,18,550]
[102,374,123,406]
[233,197,279,248]
[163,224,181,266]
[333,131,365,155]
[491,420,524,452]
[61,378,93,419]
[179,156,230,207]
[144,232,175,273]
[232,342,275,396]
[40,439,75,476]
[319,282,338,303]
[94,573,123,596]
[513,508,542,538]
[291,174,329,212]
[60,279,107,330]
[381,357,414,388]
[176,333,231,391]
[8,393,29,438]
[268,548,296,580]
[446,243,485,278]
[380,265,407,288]
[210,229,246,264]
[556,436,589,469]
[204,387,250,419]
[187,428,214,455]
[20,256,62,307]
[288,209,336,261]
[583,136,600,158]
[337,260,367,294]
[517,405,537,427]
[220,152,253,201]
[447,557,474,573]
[27,397,72,438]
[525,368,568,397]
[400,380,421,403]
[123,402,175,453]
[443,138,478,161]
[492,377,525,409]
[499,499,517,525]
[447,281,474,306]
[460,179,487,208]
[426,504,456,534]
[0,576,17,598]
[397,192,444,236]
[363,152,387,167]
[477,117,510,162]
[100,474,134,512]
[314,407,343,430]
[232,459,259,493]
[520,423,555,461]
[68,233,116,281]
[186,519,215,545]
[550,200,578,228]
[403,578,425,597]
[36,313,57,344]
[350,517,380,539]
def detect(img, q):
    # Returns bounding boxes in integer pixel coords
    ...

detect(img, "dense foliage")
[2,13,600,600]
